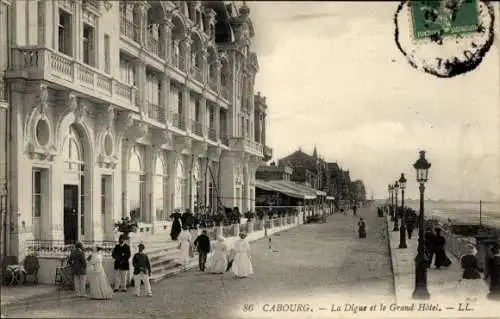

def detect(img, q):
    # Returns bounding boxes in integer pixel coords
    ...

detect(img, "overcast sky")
[248,1,500,201]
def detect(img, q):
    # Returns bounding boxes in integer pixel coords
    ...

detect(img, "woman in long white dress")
[230,233,253,278]
[207,236,228,274]
[178,226,192,271]
[87,246,114,300]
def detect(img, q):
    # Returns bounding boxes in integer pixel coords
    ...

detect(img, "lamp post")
[398,173,407,249]
[393,181,400,231]
[389,184,394,221]
[412,150,431,300]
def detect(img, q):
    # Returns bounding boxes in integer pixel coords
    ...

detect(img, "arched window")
[63,126,84,171]
[192,162,200,211]
[174,159,185,210]
[154,154,168,220]
[128,145,145,221]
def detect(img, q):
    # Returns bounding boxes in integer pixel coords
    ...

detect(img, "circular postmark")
[394,0,495,78]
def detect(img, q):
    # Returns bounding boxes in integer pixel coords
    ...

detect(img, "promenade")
[2,205,395,319]
[387,215,500,318]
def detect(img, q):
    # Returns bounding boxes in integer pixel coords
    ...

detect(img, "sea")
[375,199,500,228]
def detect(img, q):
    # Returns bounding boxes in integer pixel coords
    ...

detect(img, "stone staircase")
[143,239,199,284]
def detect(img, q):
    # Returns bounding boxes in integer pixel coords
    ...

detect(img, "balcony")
[146,36,161,58]
[191,66,203,83]
[171,52,186,73]
[263,145,273,162]
[120,17,140,43]
[147,103,165,123]
[172,112,186,130]
[82,0,99,11]
[220,133,229,146]
[229,137,263,157]
[8,47,136,109]
[208,127,217,141]
[208,77,218,92]
[191,120,203,136]
[221,86,230,100]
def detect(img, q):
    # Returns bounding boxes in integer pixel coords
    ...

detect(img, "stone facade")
[1,0,272,258]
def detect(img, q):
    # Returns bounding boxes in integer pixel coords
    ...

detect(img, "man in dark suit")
[194,230,211,271]
[68,242,87,297]
[112,235,131,292]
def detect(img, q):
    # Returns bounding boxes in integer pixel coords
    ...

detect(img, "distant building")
[256,162,292,181]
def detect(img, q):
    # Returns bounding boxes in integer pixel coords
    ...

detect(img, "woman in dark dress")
[357,218,366,238]
[457,244,483,301]
[170,211,182,240]
[486,244,500,300]
[433,228,451,268]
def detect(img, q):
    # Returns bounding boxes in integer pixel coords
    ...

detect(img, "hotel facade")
[0,0,273,257]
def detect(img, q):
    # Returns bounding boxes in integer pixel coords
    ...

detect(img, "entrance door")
[63,185,79,244]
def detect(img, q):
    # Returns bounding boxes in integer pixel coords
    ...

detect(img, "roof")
[280,181,326,196]
[255,180,316,200]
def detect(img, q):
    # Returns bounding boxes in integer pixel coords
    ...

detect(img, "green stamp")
[411,0,479,40]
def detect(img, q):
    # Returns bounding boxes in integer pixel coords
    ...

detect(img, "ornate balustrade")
[172,112,186,130]
[191,120,203,136]
[273,218,281,227]
[147,103,165,123]
[253,220,263,231]
[208,127,217,141]
[244,139,263,154]
[192,66,203,83]
[240,223,249,234]
[146,36,161,58]
[9,47,136,108]
[119,17,140,43]
[25,240,115,258]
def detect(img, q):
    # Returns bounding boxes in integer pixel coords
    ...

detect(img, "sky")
[247,1,500,201]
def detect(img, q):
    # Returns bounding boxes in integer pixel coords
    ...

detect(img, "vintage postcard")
[0,1,499,319]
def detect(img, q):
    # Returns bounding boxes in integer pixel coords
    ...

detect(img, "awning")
[255,180,316,200]
[274,180,325,197]
[326,196,335,200]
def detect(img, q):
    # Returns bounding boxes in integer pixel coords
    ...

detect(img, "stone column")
[201,49,208,84]
[73,2,81,60]
[182,34,193,73]
[215,104,221,142]
[200,96,207,137]
[215,60,222,93]
[183,86,191,133]
[136,61,147,117]
[146,146,154,225]
[161,75,170,125]
[262,114,266,145]
[162,19,174,62]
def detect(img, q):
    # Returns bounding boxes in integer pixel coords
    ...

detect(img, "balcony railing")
[178,54,186,72]
[208,77,218,92]
[10,47,136,107]
[220,133,229,146]
[82,0,99,11]
[191,120,203,136]
[146,36,161,58]
[264,145,273,159]
[120,17,140,43]
[192,66,203,83]
[221,86,230,100]
[245,139,263,154]
[0,76,6,101]
[147,103,165,123]
[208,127,217,141]
[25,240,116,258]
[172,112,186,130]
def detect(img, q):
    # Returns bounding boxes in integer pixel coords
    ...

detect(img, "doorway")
[63,185,79,244]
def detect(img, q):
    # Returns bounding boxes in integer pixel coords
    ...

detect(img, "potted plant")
[244,211,255,221]
[114,216,138,240]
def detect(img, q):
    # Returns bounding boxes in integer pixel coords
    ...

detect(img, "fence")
[25,240,116,258]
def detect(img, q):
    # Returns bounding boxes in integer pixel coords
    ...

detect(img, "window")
[101,176,106,214]
[146,72,159,106]
[37,1,45,45]
[177,90,183,114]
[32,170,42,218]
[80,173,85,235]
[154,156,167,220]
[82,23,95,66]
[128,145,145,222]
[58,9,72,56]
[119,57,135,85]
[104,34,110,74]
[194,97,200,121]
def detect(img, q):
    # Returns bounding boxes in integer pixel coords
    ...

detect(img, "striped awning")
[273,180,326,197]
[255,180,316,200]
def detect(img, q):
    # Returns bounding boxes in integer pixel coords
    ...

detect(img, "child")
[132,243,152,297]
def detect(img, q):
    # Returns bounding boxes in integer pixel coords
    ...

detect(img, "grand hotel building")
[0,0,272,257]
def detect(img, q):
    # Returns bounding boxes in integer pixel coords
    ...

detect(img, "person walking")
[433,228,452,269]
[194,230,211,271]
[357,217,367,239]
[87,246,113,300]
[112,235,131,292]
[207,236,228,274]
[68,242,87,297]
[406,210,417,239]
[132,243,152,297]
[230,232,253,279]
[457,244,485,302]
[424,228,436,268]
[178,226,192,271]
[485,243,500,300]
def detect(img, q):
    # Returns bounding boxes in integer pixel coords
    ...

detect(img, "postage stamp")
[410,0,479,40]
[394,0,495,78]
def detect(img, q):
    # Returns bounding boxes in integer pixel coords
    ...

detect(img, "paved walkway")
[387,215,500,318]
[1,285,59,307]
[2,205,395,319]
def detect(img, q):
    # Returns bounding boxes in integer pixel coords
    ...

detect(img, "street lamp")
[388,184,394,220]
[393,181,400,231]
[398,173,407,249]
[412,150,431,300]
